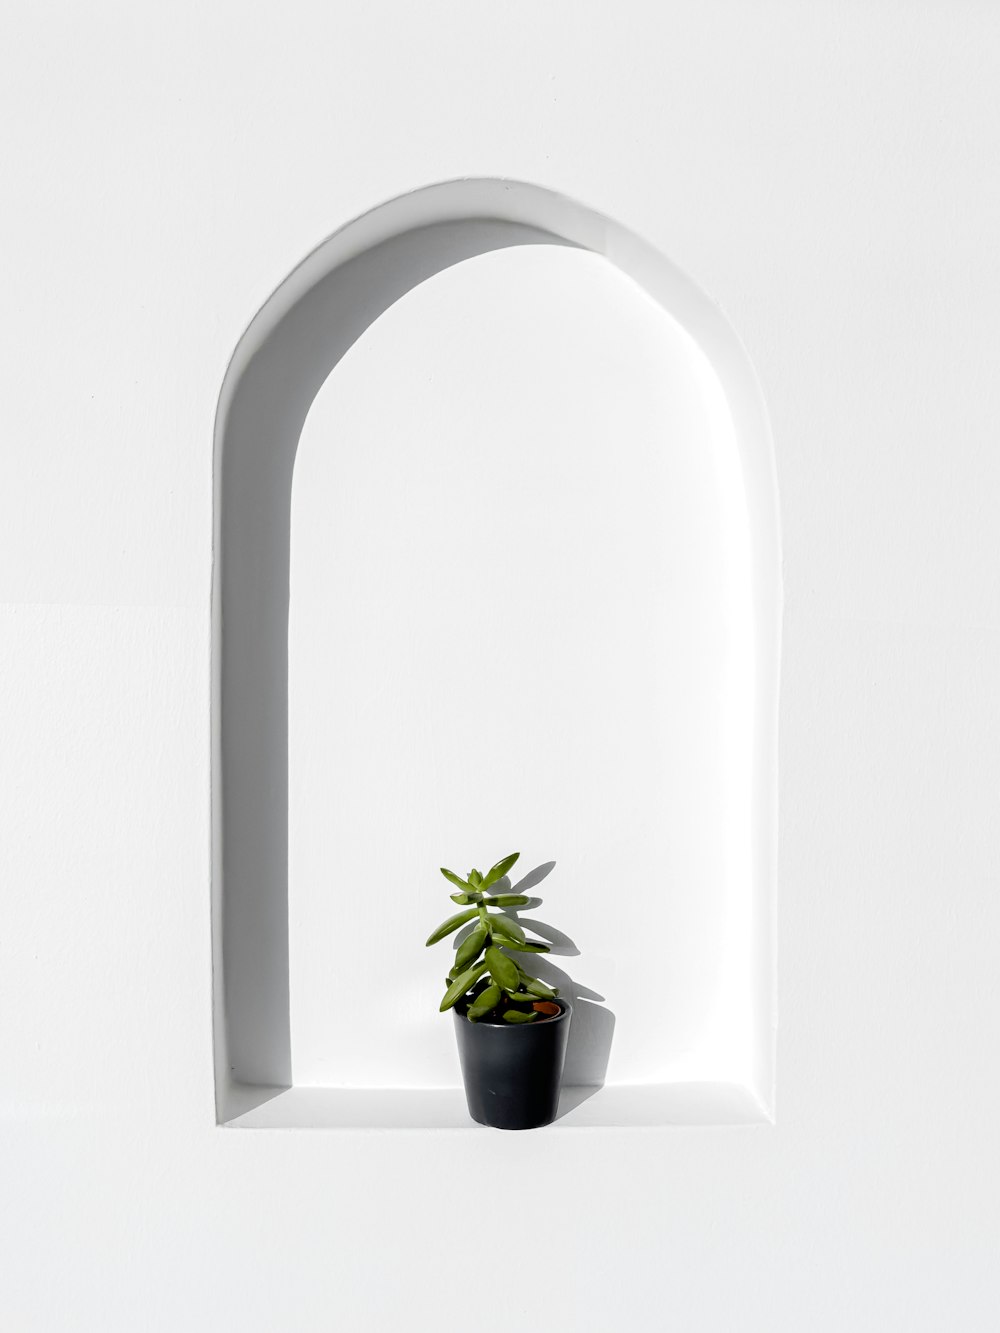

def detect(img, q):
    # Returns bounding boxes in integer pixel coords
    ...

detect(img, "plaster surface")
[4,4,999,1329]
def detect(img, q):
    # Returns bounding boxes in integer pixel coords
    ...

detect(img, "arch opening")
[212,179,781,1128]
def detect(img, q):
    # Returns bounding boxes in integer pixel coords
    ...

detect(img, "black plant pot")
[453,997,572,1130]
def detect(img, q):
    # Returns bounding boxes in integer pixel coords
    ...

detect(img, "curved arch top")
[211,178,781,1126]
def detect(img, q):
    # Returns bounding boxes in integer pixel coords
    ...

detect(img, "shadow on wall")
[455,860,616,1120]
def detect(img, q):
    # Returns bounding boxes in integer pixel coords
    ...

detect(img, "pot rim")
[454,994,573,1027]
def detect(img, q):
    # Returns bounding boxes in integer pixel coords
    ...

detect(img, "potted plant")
[426,851,572,1130]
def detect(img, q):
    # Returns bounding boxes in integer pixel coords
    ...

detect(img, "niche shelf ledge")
[222,1082,772,1131]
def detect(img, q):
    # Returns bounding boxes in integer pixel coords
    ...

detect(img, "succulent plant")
[426,851,561,1023]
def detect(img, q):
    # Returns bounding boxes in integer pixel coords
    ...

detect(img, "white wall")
[3,2,998,1329]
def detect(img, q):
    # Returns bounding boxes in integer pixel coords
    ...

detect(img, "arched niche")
[212,179,781,1128]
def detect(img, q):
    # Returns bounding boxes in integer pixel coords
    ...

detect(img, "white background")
[3,3,999,1329]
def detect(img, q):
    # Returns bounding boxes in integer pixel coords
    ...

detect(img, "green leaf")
[450,890,483,905]
[498,939,550,954]
[489,913,526,946]
[485,945,519,991]
[454,970,492,990]
[466,984,500,1022]
[440,867,471,891]
[523,976,558,999]
[453,923,488,973]
[503,989,535,1003]
[484,894,530,907]
[482,852,520,890]
[425,908,478,946]
[468,869,483,888]
[502,1009,537,1023]
[439,962,489,1012]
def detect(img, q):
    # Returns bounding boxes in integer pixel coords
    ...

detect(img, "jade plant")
[425,851,561,1023]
